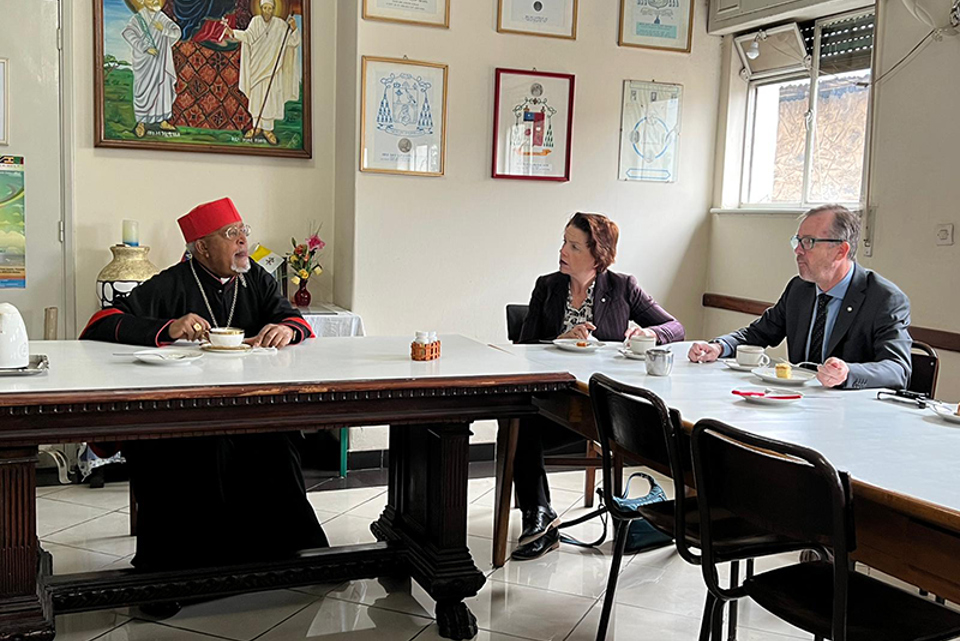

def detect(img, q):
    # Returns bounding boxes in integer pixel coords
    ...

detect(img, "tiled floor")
[34,466,943,641]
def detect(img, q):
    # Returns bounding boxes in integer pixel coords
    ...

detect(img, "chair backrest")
[589,374,689,524]
[908,340,939,397]
[691,418,854,639]
[506,304,529,343]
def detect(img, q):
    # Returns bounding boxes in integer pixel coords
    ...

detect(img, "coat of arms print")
[361,57,447,176]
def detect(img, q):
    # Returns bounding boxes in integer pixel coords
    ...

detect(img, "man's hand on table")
[168,314,211,341]
[688,341,722,363]
[245,324,295,349]
[817,357,849,388]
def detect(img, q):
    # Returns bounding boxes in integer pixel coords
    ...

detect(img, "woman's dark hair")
[567,212,619,271]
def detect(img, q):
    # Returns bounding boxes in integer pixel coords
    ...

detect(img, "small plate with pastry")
[752,364,817,386]
[930,403,960,425]
[552,339,604,353]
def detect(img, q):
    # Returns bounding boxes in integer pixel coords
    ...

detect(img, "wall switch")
[936,223,954,246]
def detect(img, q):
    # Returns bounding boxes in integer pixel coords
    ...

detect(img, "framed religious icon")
[94,0,313,158]
[492,68,574,182]
[619,0,694,53]
[497,0,578,39]
[362,0,450,28]
[618,80,682,182]
[360,56,448,177]
[0,59,7,146]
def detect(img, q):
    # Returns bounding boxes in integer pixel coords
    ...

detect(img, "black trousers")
[125,432,328,571]
[513,416,584,513]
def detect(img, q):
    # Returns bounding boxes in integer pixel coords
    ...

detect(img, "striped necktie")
[808,294,830,363]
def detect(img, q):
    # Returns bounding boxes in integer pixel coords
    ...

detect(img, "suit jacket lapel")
[548,274,570,336]
[592,271,609,331]
[826,263,866,357]
[790,282,817,364]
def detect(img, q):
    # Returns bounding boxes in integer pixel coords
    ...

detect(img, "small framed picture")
[618,80,683,182]
[492,68,575,182]
[0,59,8,146]
[360,56,448,177]
[498,0,578,40]
[363,0,450,28]
[619,0,694,53]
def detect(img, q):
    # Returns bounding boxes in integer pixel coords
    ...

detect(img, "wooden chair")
[691,418,960,641]
[908,340,939,397]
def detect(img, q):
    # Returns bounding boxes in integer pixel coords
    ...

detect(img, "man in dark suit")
[688,205,912,390]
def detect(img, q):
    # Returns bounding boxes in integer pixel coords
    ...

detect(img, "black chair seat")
[746,561,960,641]
[639,499,806,560]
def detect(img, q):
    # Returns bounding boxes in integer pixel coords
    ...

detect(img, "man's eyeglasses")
[789,235,844,251]
[222,225,252,240]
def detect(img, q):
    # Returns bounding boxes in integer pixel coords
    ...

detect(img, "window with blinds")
[740,9,875,207]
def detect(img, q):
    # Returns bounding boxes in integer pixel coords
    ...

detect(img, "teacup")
[208,327,245,348]
[629,335,657,356]
[736,345,770,367]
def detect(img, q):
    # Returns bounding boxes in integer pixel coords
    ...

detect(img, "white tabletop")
[499,341,960,517]
[0,336,569,396]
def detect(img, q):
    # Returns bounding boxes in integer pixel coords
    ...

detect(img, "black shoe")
[511,527,560,561]
[518,506,560,546]
[138,600,182,619]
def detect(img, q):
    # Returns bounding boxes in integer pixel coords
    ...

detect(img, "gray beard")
[231,258,251,274]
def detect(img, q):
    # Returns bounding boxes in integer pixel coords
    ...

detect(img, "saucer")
[752,367,817,386]
[201,343,252,355]
[617,348,646,361]
[134,349,202,366]
[732,388,803,406]
[931,403,960,425]
[552,339,603,353]
[721,358,757,372]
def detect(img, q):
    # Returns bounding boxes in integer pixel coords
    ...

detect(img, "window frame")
[737,7,875,210]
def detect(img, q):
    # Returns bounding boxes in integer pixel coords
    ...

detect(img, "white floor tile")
[567,600,702,641]
[37,484,71,498]
[344,493,388,519]
[489,546,616,598]
[123,589,319,641]
[465,580,596,641]
[98,619,230,640]
[308,487,386,515]
[46,483,132,512]
[257,597,432,641]
[45,512,138,557]
[612,550,711,619]
[415,623,539,641]
[36,498,112,538]
[42,541,124,575]
[327,576,435,619]
[321,514,379,546]
[53,610,130,641]
[468,477,497,503]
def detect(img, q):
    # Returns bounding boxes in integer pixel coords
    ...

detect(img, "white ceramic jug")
[0,303,29,369]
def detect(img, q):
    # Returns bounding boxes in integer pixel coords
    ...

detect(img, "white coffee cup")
[736,345,770,367]
[0,303,29,369]
[629,335,657,356]
[208,327,245,348]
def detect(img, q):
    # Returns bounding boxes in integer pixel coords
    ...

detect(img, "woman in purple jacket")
[512,212,684,560]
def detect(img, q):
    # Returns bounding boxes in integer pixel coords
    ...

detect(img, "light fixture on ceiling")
[745,30,768,59]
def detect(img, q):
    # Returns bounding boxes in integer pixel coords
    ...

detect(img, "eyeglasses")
[789,235,844,251]
[222,225,251,240]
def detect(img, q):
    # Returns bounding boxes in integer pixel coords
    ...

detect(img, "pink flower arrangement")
[286,227,325,286]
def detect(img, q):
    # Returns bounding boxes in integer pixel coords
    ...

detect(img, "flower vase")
[293,280,312,308]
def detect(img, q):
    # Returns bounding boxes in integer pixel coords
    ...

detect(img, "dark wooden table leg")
[373,423,483,640]
[0,446,53,640]
[493,418,518,568]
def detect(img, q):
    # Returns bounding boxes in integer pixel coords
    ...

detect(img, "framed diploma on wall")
[618,80,682,182]
[619,0,694,53]
[497,0,578,40]
[363,0,450,28]
[492,68,575,182]
[360,56,448,177]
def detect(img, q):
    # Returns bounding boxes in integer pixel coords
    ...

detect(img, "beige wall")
[69,1,338,329]
[334,0,723,344]
[703,0,960,399]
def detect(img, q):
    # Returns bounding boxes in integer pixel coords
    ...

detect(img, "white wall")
[703,0,960,400]
[69,0,338,328]
[335,0,723,345]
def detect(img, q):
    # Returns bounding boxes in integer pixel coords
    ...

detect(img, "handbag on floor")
[558,471,673,554]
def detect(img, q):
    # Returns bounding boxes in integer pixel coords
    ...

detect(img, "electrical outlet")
[936,223,954,246]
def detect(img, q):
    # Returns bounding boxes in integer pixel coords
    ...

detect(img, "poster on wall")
[0,156,25,289]
[94,0,313,158]
[619,0,694,53]
[497,0,578,39]
[360,56,448,177]
[363,0,449,28]
[0,58,8,146]
[492,68,574,182]
[618,80,682,183]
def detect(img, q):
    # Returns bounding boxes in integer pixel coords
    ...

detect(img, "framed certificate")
[497,0,578,40]
[492,68,575,182]
[619,0,694,53]
[618,80,683,182]
[363,0,450,28]
[360,56,448,177]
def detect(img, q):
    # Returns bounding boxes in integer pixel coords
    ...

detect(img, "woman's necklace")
[190,258,238,329]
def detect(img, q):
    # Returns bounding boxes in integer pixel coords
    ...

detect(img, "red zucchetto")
[177,197,243,243]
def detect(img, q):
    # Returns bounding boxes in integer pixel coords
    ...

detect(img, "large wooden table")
[0,336,573,641]
[495,342,960,602]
